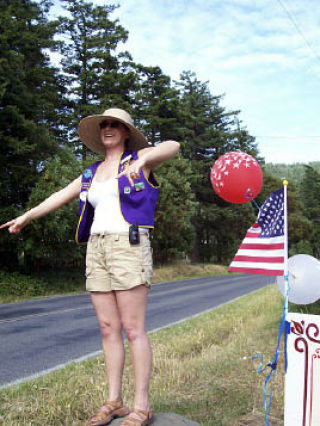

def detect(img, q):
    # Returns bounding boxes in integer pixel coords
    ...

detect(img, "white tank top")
[87,177,148,235]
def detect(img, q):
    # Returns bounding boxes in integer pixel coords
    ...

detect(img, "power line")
[276,0,320,65]
[255,135,320,139]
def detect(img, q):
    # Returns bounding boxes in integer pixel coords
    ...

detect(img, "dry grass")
[152,263,228,284]
[0,284,285,425]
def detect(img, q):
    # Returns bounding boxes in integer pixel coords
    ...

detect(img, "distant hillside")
[264,162,320,186]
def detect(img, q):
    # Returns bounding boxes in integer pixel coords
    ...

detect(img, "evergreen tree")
[57,0,131,158]
[299,166,320,212]
[133,65,184,145]
[298,166,320,257]
[153,156,198,263]
[23,148,83,272]
[0,0,62,269]
[175,71,259,262]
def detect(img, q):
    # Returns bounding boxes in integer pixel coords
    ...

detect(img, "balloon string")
[252,312,288,426]
[251,198,260,211]
[252,280,291,426]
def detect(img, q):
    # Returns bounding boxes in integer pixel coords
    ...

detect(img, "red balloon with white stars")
[210,151,263,204]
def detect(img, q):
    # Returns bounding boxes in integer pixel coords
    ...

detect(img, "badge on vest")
[134,181,145,191]
[79,191,88,202]
[83,169,93,179]
[120,154,132,165]
[124,186,131,194]
[119,154,133,174]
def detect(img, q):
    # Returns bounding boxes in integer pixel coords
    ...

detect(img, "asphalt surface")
[0,274,273,388]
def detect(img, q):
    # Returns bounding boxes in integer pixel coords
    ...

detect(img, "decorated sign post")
[277,255,320,426]
[211,154,320,425]
[284,313,320,426]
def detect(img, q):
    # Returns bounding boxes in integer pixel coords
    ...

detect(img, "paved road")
[0,274,273,388]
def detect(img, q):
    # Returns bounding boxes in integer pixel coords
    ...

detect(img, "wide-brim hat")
[78,108,148,155]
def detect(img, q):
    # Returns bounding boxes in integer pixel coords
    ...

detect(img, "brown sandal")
[87,400,130,426]
[120,408,153,426]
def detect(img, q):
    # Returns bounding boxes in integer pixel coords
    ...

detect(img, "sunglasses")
[99,120,122,129]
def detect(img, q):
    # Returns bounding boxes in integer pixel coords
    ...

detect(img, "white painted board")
[284,313,320,426]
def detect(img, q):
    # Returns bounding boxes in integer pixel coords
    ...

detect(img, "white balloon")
[277,254,320,305]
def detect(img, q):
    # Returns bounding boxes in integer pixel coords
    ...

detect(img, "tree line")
[1,0,318,275]
[265,162,320,187]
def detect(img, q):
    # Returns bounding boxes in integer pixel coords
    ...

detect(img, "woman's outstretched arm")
[137,140,180,170]
[0,175,82,234]
[118,140,180,186]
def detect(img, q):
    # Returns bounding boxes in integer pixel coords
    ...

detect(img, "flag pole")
[283,179,289,316]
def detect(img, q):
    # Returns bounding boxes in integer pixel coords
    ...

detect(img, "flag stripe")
[242,236,284,244]
[240,243,284,250]
[235,249,284,257]
[228,260,283,270]
[233,255,284,263]
[228,266,284,276]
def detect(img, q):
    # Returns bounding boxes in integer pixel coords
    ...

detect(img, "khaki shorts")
[85,233,153,292]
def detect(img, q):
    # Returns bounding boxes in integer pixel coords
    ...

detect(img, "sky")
[49,0,320,164]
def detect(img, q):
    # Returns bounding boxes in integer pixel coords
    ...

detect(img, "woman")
[1,108,180,426]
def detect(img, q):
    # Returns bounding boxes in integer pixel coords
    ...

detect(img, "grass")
[0,262,228,303]
[152,262,228,283]
[0,284,286,425]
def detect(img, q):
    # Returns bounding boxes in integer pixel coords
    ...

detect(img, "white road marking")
[0,306,92,324]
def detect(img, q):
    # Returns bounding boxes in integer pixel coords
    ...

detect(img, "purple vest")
[75,150,160,244]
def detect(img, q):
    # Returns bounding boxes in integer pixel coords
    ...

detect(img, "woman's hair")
[123,124,130,149]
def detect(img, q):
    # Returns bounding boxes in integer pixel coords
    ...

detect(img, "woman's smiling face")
[99,120,130,150]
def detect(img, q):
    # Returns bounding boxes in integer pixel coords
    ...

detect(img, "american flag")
[228,188,285,276]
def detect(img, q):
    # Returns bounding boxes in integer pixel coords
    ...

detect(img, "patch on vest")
[83,169,93,179]
[120,154,132,165]
[134,181,145,191]
[79,191,88,202]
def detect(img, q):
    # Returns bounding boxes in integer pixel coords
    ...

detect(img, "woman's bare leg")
[116,285,152,411]
[91,291,124,401]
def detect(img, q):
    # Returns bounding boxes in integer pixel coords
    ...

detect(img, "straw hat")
[78,108,148,155]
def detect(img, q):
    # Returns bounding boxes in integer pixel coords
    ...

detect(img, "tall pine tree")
[176,71,259,262]
[133,65,183,145]
[298,166,320,257]
[57,0,131,158]
[0,0,62,269]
